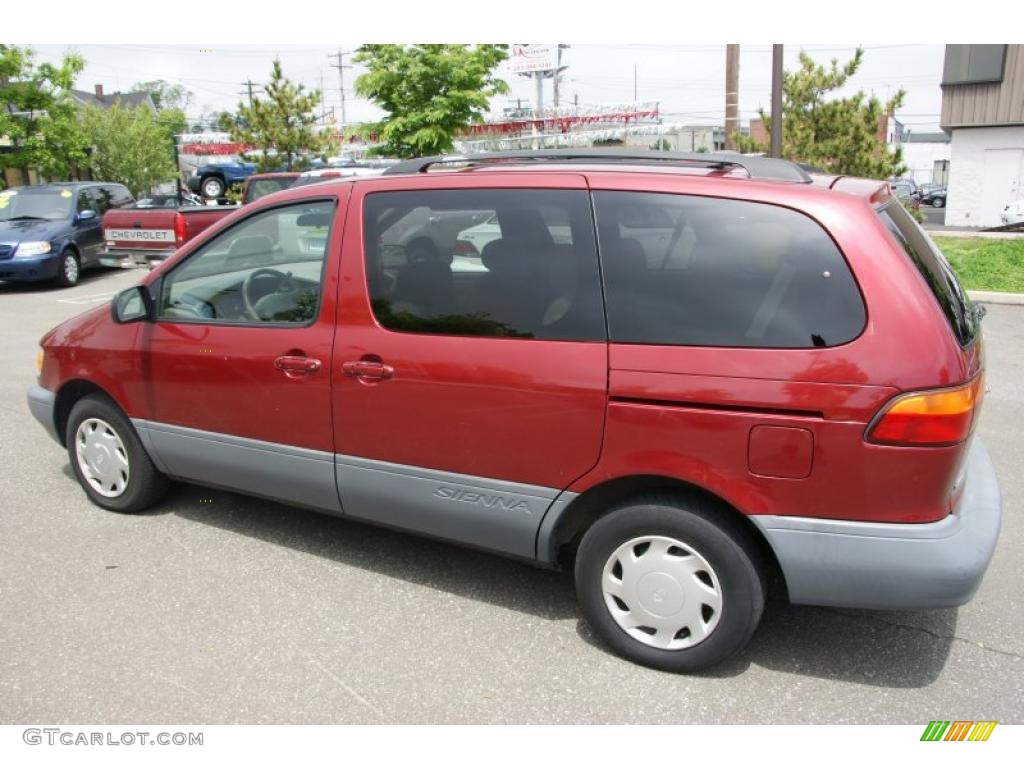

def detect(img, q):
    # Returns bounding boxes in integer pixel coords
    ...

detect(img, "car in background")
[888,178,920,202]
[241,172,301,204]
[100,173,299,270]
[0,182,134,286]
[131,194,184,209]
[919,185,947,208]
[187,161,257,200]
[1001,200,1024,225]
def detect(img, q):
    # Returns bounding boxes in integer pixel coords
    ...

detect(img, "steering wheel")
[242,268,294,321]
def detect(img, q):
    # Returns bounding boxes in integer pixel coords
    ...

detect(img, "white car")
[1001,200,1024,225]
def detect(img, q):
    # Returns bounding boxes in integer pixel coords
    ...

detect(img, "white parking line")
[56,292,116,305]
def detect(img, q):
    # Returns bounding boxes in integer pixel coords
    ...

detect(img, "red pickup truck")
[100,172,299,268]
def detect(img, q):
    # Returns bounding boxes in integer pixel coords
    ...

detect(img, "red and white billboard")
[510,44,557,74]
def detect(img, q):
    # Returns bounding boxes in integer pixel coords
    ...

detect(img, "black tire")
[55,248,80,287]
[200,175,226,200]
[66,394,170,513]
[574,494,765,673]
[932,197,945,208]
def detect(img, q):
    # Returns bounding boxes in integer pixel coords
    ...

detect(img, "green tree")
[0,44,89,185]
[733,48,906,179]
[225,59,329,171]
[354,44,509,158]
[130,80,193,112]
[81,104,177,196]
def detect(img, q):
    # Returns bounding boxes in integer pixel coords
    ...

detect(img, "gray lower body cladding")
[131,419,574,560]
[133,420,342,514]
[27,385,59,443]
[68,415,1001,607]
[749,438,1001,610]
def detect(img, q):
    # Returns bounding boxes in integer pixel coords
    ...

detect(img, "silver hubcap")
[203,180,222,197]
[64,254,78,282]
[75,418,130,498]
[602,535,723,650]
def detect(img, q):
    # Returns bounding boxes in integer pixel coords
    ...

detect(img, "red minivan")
[27,151,1001,672]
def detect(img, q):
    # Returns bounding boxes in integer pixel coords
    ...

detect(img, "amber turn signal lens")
[867,376,983,446]
[35,349,43,376]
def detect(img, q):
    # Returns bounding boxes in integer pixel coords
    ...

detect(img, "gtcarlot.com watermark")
[23,728,203,746]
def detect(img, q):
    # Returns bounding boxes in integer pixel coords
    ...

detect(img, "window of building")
[942,45,1007,86]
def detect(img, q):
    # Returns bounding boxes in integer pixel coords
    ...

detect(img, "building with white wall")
[900,132,951,186]
[941,45,1024,227]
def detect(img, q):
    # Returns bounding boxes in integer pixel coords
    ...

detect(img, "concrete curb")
[968,290,1024,305]
[927,230,1024,240]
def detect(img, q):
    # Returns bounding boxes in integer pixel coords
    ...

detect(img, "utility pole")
[172,135,182,206]
[552,44,569,108]
[319,71,326,123]
[328,49,353,129]
[553,45,562,108]
[770,44,784,159]
[240,79,261,108]
[534,71,544,114]
[724,44,739,150]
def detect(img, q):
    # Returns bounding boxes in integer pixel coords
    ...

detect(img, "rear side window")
[876,202,977,346]
[89,186,115,213]
[363,189,605,341]
[106,185,134,208]
[593,191,865,348]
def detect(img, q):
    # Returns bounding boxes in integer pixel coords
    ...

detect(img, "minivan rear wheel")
[575,495,765,672]
[66,394,170,513]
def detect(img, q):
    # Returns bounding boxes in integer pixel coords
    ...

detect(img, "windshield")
[0,189,75,221]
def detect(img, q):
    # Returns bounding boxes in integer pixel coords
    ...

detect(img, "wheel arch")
[539,474,788,599]
[54,379,117,447]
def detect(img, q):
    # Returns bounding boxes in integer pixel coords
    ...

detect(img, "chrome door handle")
[342,360,394,382]
[274,355,322,377]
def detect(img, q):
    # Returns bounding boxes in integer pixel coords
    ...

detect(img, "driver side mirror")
[111,285,154,324]
[76,209,97,224]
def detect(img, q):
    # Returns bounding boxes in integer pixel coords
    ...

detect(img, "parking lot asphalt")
[1,268,1021,725]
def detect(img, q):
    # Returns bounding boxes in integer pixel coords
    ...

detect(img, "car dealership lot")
[1,268,1021,724]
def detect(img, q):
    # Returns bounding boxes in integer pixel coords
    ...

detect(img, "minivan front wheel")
[55,249,80,287]
[575,496,765,672]
[66,394,170,513]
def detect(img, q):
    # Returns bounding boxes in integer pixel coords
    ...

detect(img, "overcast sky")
[28,43,947,133]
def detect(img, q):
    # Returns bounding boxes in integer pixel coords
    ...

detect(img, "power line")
[328,49,353,128]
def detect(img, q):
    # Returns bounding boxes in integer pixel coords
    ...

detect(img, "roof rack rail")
[381,149,813,183]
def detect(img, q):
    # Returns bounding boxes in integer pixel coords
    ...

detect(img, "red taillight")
[454,239,479,256]
[173,212,186,247]
[867,375,984,447]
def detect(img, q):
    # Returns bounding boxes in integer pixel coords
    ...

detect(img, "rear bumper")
[750,438,1001,610]
[27,385,60,444]
[0,255,60,282]
[100,248,174,268]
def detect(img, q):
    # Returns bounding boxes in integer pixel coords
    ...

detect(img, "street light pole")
[770,44,784,159]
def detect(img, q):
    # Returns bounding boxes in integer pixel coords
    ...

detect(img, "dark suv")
[27,151,1001,672]
[0,182,134,286]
